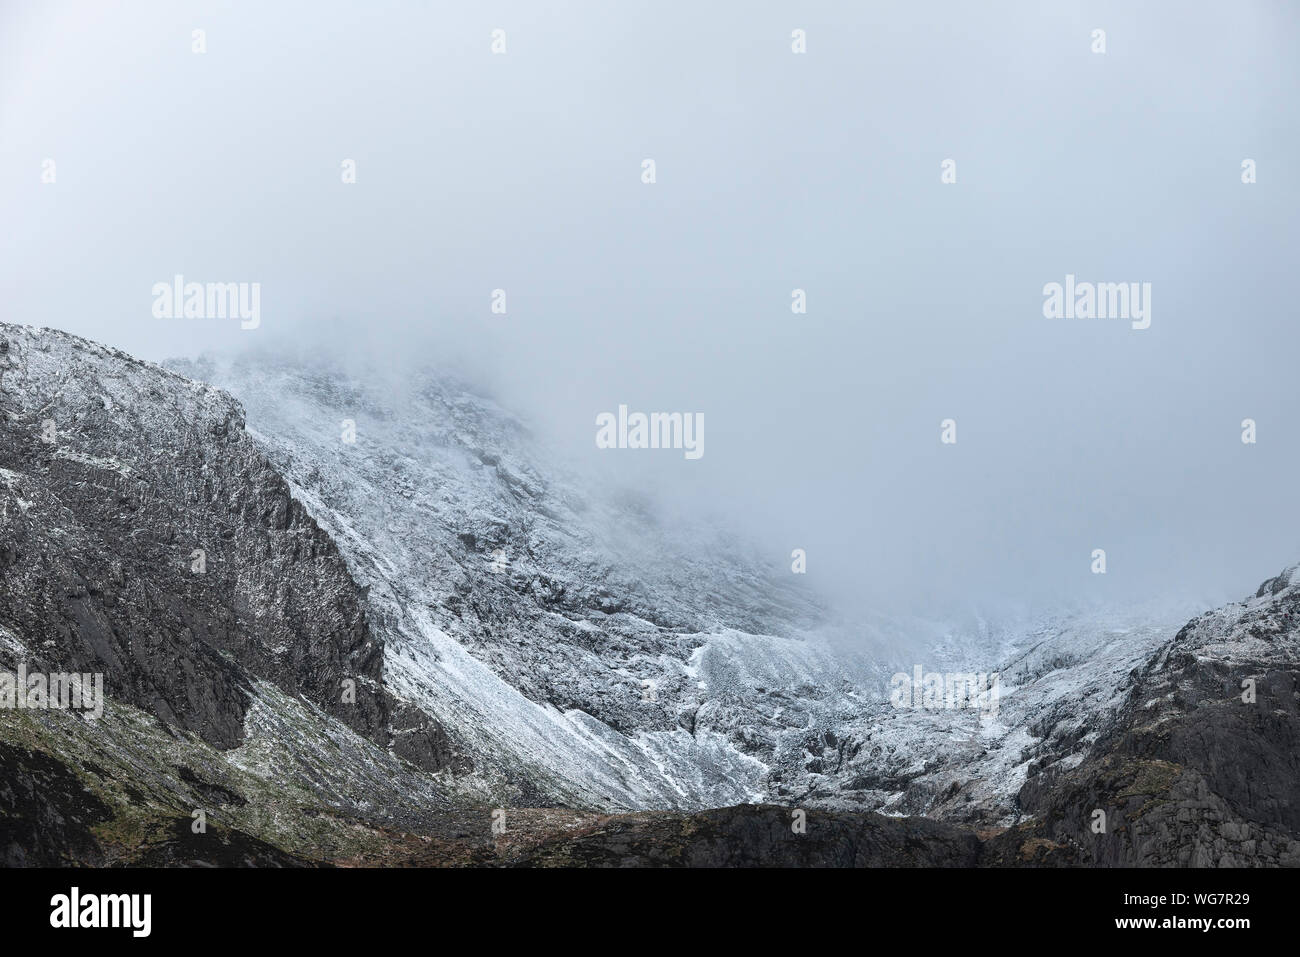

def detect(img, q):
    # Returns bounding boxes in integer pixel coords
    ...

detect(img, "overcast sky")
[3,1,1298,618]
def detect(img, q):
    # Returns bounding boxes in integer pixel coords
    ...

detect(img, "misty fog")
[3,0,1298,621]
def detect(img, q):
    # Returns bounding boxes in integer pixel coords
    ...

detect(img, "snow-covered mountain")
[2,323,1296,866]
[167,345,1202,821]
[165,346,850,810]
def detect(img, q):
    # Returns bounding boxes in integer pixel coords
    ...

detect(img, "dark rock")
[0,742,111,866]
[0,324,389,750]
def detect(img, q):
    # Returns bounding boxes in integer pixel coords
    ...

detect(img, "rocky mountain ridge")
[1,322,1295,866]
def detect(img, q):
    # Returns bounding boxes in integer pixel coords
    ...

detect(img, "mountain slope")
[1005,566,1300,865]
[2,323,1297,867]
[0,326,386,748]
[168,347,838,809]
[0,324,448,863]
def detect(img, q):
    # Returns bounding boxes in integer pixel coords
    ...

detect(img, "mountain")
[0,324,444,864]
[1005,567,1300,865]
[1,322,1296,866]
[165,343,837,811]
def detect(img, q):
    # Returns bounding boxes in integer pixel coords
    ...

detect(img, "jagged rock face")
[0,325,386,749]
[168,348,835,809]
[1015,567,1300,866]
[763,610,1188,823]
[491,573,1300,867]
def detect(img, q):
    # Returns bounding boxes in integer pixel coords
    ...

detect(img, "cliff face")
[168,347,835,810]
[1005,566,1300,866]
[0,324,450,867]
[0,325,387,749]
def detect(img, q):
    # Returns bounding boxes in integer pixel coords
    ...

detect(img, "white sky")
[3,1,1298,615]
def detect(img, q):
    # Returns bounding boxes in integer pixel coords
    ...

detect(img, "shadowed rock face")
[0,325,387,749]
[503,805,983,867]
[1014,569,1300,866]
[0,741,111,866]
[0,741,318,867]
[129,817,315,868]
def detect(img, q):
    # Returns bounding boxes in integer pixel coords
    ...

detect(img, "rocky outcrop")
[1013,567,1300,866]
[0,741,110,866]
[0,325,387,749]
